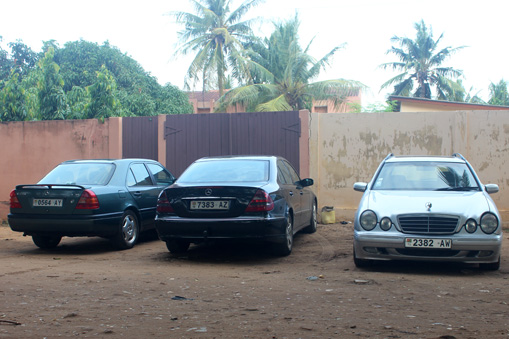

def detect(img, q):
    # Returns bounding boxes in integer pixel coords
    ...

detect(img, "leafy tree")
[0,71,26,121]
[380,20,464,99]
[438,79,484,104]
[488,79,509,106]
[8,40,38,77]
[156,84,195,114]
[37,48,68,120]
[217,16,364,112]
[85,65,122,119]
[0,36,14,85]
[173,0,264,96]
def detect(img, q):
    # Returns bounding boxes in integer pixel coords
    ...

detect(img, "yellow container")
[321,206,335,224]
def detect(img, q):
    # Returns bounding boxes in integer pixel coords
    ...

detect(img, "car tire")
[479,257,500,271]
[353,247,373,268]
[273,213,294,256]
[165,240,190,254]
[32,235,62,249]
[111,210,139,250]
[302,201,317,234]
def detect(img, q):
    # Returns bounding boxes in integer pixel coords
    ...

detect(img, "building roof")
[389,95,509,111]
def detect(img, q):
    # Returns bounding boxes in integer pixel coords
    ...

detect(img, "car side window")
[277,160,291,184]
[282,160,301,184]
[129,164,153,186]
[146,163,174,186]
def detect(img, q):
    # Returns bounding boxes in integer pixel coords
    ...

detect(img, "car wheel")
[479,257,500,271]
[302,201,317,234]
[165,240,190,254]
[32,235,62,249]
[111,210,139,250]
[353,247,373,268]
[273,213,294,256]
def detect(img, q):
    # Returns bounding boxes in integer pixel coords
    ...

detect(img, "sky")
[1,0,508,107]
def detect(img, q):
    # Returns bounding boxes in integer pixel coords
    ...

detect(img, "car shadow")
[355,260,497,276]
[18,230,160,256]
[154,234,308,265]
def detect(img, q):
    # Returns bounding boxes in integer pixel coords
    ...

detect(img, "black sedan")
[8,159,175,250]
[155,155,317,256]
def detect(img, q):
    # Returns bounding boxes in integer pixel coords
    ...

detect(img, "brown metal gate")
[122,116,158,160]
[164,111,301,177]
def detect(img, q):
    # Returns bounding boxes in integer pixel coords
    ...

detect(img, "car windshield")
[178,159,270,183]
[39,163,115,185]
[372,161,480,191]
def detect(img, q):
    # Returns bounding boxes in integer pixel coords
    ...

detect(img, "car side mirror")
[298,178,314,187]
[485,184,499,194]
[353,182,368,192]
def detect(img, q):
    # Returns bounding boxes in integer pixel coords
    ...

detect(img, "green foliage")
[218,16,364,112]
[173,0,264,96]
[0,71,26,121]
[85,65,122,119]
[37,48,68,120]
[0,38,193,121]
[380,20,464,100]
[362,100,399,113]
[488,80,509,106]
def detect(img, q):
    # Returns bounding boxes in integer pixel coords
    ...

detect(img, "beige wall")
[0,119,120,220]
[2,110,509,224]
[308,110,509,221]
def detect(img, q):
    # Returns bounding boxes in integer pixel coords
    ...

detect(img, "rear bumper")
[155,215,287,243]
[354,230,503,264]
[8,212,122,237]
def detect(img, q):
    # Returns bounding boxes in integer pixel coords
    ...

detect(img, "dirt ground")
[0,222,508,339]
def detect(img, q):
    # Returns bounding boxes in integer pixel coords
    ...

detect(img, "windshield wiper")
[435,187,479,191]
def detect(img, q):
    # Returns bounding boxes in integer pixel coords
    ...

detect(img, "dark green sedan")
[8,159,175,250]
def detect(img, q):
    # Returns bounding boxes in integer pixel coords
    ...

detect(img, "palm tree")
[173,0,263,97]
[488,79,509,106]
[217,16,364,112]
[379,20,464,99]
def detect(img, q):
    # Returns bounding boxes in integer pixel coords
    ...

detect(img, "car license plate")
[190,200,229,210]
[405,238,452,249]
[33,199,63,207]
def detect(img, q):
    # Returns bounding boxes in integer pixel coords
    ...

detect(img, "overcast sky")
[1,0,507,106]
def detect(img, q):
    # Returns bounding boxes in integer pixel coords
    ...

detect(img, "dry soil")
[0,222,508,338]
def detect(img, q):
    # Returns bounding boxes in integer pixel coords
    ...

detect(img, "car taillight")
[75,189,100,209]
[157,191,174,213]
[245,189,274,212]
[10,190,22,209]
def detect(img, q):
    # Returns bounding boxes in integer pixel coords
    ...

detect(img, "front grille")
[396,248,460,257]
[397,215,459,234]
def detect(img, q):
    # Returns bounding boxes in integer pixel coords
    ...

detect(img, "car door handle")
[133,191,142,198]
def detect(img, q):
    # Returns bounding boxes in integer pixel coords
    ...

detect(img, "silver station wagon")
[353,153,502,270]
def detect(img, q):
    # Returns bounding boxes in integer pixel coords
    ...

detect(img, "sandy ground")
[0,222,508,339]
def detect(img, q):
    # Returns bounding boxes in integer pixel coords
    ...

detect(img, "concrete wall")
[0,118,122,220]
[308,110,509,221]
[2,110,509,223]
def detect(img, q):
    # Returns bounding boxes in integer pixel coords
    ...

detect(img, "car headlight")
[465,219,477,233]
[480,213,498,234]
[379,217,392,231]
[360,210,377,231]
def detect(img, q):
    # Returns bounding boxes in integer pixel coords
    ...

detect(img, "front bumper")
[354,230,503,264]
[155,215,287,243]
[8,212,122,237]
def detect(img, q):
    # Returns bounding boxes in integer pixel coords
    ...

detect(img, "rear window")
[39,163,115,186]
[178,159,270,183]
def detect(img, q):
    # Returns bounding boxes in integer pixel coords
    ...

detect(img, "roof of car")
[385,155,466,163]
[61,158,158,164]
[195,155,279,161]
